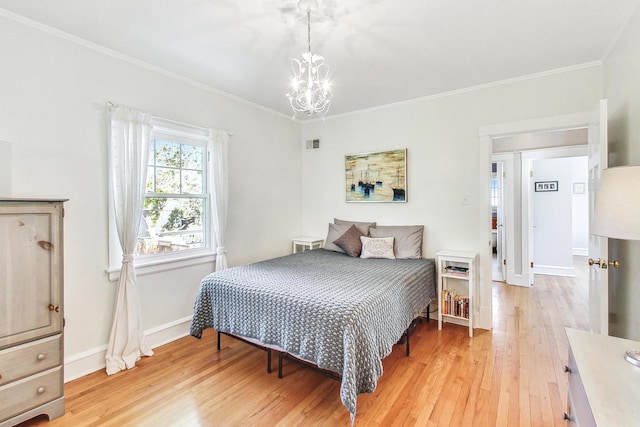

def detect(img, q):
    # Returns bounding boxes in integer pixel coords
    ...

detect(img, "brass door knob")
[588,258,620,269]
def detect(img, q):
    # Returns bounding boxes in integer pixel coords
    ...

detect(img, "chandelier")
[286,0,332,118]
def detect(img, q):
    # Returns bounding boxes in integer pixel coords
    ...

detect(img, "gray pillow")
[369,225,424,259]
[333,218,376,236]
[332,224,365,257]
[323,223,351,253]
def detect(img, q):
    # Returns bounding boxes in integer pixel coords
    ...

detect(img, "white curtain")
[209,129,229,271]
[105,105,154,375]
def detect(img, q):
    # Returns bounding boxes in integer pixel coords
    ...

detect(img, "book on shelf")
[443,265,469,276]
[440,289,470,319]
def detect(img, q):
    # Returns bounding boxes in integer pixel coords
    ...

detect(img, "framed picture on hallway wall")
[345,149,407,202]
[535,181,558,192]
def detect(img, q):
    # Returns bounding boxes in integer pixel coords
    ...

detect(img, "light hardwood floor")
[19,261,589,427]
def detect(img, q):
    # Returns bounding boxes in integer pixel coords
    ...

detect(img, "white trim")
[106,252,215,281]
[479,111,592,138]
[478,306,492,330]
[0,9,290,121]
[491,153,516,285]
[64,316,193,382]
[533,265,576,277]
[573,248,588,256]
[477,136,493,331]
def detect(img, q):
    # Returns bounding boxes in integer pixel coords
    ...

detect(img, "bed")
[190,248,436,422]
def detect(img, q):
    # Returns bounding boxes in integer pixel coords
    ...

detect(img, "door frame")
[491,154,513,283]
[478,111,593,326]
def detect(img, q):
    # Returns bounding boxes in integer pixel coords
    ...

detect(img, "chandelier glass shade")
[287,0,332,118]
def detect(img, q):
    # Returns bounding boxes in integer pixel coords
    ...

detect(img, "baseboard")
[478,305,492,330]
[533,265,576,277]
[64,315,193,382]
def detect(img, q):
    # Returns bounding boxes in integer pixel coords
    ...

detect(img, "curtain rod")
[107,101,233,136]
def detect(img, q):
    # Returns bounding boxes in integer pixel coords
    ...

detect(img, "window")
[491,176,499,208]
[107,117,215,280]
[139,139,207,256]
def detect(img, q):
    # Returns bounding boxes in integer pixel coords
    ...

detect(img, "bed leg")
[267,349,272,374]
[406,330,410,356]
[217,331,221,351]
[278,352,283,379]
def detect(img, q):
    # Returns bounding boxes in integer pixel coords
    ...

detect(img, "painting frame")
[345,148,407,203]
[534,181,558,192]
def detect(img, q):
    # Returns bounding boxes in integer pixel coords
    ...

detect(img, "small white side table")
[292,236,324,253]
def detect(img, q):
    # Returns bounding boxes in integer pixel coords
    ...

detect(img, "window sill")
[106,252,216,282]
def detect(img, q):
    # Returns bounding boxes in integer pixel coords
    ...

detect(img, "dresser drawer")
[0,335,62,386]
[0,366,63,422]
[566,347,596,426]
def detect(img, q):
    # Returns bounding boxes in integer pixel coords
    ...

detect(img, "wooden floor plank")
[18,258,589,426]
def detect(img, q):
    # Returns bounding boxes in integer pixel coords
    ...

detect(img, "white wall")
[300,67,603,330]
[571,156,589,255]
[603,4,640,340]
[0,141,10,196]
[0,15,302,380]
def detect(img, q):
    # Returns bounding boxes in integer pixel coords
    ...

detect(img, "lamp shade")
[591,166,640,240]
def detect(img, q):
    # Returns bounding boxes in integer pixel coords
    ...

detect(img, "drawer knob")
[37,386,46,394]
[37,353,46,361]
[562,412,571,421]
[563,365,572,374]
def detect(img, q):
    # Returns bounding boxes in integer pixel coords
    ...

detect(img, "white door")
[588,99,609,335]
[496,162,507,281]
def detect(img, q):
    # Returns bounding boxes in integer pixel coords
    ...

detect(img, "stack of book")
[441,290,470,319]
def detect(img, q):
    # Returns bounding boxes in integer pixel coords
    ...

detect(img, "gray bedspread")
[190,249,436,422]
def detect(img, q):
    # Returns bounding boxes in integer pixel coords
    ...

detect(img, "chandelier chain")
[307,9,311,53]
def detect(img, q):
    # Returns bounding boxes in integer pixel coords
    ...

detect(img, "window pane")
[155,140,181,167]
[138,197,205,255]
[182,144,203,170]
[156,167,180,194]
[182,170,203,194]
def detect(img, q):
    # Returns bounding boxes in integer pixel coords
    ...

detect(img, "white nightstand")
[292,236,324,253]
[437,249,478,337]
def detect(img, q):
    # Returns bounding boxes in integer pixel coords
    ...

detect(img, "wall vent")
[306,139,320,150]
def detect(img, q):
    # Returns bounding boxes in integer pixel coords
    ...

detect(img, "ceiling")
[1,0,638,119]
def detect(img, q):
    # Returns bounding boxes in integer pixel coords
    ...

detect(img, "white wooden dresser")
[565,328,640,426]
[0,199,66,426]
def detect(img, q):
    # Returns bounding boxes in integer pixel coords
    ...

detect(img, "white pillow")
[359,236,396,259]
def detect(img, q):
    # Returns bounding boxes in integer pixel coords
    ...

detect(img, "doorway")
[493,137,588,286]
[478,102,607,333]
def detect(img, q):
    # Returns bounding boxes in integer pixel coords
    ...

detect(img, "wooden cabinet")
[0,199,66,426]
[564,328,640,426]
[437,250,478,337]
